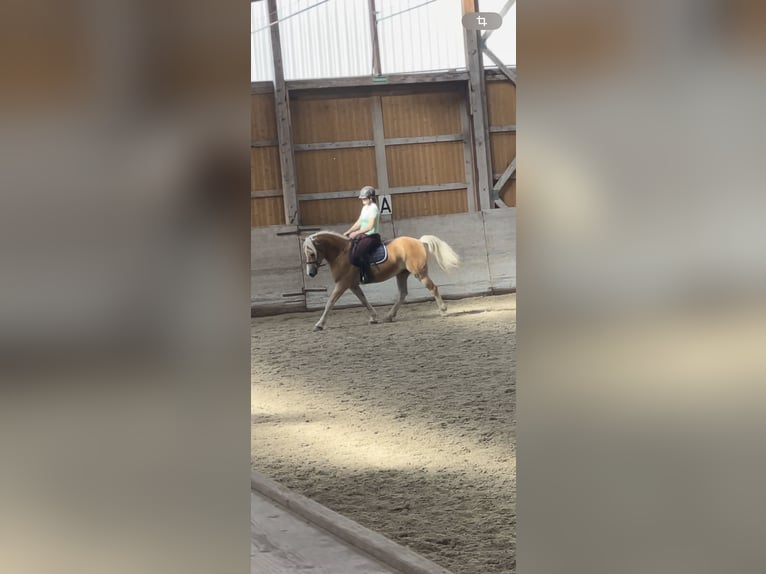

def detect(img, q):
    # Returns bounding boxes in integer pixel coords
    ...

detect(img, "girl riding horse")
[343,186,381,284]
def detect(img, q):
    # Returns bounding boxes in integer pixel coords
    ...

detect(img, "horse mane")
[304,231,349,258]
[309,231,349,242]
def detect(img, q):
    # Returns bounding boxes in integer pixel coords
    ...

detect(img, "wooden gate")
[251,225,327,315]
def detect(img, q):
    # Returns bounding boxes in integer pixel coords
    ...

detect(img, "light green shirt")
[359,203,380,235]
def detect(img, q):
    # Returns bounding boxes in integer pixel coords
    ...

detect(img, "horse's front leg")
[350,285,378,324]
[313,283,347,331]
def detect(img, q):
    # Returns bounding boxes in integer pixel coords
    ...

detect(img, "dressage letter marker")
[379,195,393,216]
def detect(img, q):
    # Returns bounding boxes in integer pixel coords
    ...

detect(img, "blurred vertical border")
[0,1,251,573]
[519,1,766,573]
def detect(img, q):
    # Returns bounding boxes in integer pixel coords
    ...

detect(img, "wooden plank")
[384,134,463,146]
[500,177,516,207]
[381,91,463,138]
[299,199,361,226]
[386,141,465,187]
[251,189,283,199]
[460,95,477,212]
[371,96,390,195]
[490,132,516,175]
[482,45,517,85]
[291,97,374,144]
[268,0,299,225]
[389,183,467,194]
[252,93,277,141]
[493,158,516,193]
[295,147,376,194]
[251,139,279,148]
[298,190,368,201]
[462,0,494,211]
[294,140,374,151]
[490,125,516,133]
[486,81,516,125]
[290,83,468,102]
[286,71,469,91]
[486,69,515,82]
[392,189,467,219]
[295,183,466,201]
[251,147,282,191]
[251,197,285,227]
[250,81,274,94]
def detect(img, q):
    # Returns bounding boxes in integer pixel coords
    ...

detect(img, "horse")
[302,231,460,331]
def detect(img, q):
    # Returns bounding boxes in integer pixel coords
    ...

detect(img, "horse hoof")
[369,318,378,324]
[312,324,323,331]
[383,316,394,323]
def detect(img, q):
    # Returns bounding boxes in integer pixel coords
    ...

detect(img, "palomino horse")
[302,231,460,331]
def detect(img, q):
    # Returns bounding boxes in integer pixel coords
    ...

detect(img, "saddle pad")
[368,243,388,265]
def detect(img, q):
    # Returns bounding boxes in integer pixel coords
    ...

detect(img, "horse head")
[303,232,350,278]
[303,235,323,277]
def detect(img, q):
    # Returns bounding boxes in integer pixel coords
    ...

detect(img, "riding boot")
[361,263,372,284]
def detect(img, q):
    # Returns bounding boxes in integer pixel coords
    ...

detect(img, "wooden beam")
[463,0,494,211]
[294,140,374,151]
[481,44,517,85]
[250,81,274,94]
[384,134,464,146]
[493,158,516,193]
[486,68,515,82]
[289,135,466,151]
[268,0,299,225]
[481,0,515,43]
[251,189,283,198]
[367,0,382,77]
[251,139,279,148]
[371,96,390,195]
[390,183,466,194]
[296,183,466,201]
[460,94,477,212]
[489,125,517,133]
[286,71,469,91]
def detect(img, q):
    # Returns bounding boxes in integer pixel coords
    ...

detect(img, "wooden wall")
[251,209,516,314]
[251,91,284,227]
[251,75,515,226]
[487,80,517,207]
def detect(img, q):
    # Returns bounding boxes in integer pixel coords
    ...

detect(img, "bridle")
[304,235,326,268]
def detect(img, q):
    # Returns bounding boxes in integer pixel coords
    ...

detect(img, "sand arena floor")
[251,293,516,574]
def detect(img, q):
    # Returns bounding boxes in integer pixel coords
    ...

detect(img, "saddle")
[366,242,389,266]
[351,238,390,284]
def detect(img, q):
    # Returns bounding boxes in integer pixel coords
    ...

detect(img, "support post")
[371,96,390,195]
[460,95,478,211]
[267,0,299,225]
[367,0,382,77]
[462,0,494,211]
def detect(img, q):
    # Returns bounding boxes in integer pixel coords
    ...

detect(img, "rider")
[343,186,382,284]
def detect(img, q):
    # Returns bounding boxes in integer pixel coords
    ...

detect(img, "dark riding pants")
[349,233,381,283]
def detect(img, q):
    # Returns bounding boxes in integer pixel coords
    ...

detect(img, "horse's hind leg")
[384,271,409,322]
[350,285,378,324]
[416,272,447,316]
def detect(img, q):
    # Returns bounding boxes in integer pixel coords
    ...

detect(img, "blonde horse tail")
[419,235,461,272]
